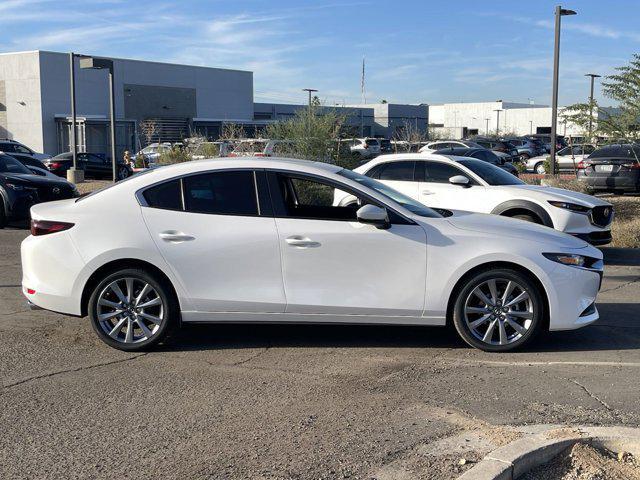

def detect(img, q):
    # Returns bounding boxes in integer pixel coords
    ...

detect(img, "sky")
[1,0,637,107]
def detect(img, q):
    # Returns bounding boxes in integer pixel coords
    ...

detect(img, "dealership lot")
[2,228,640,479]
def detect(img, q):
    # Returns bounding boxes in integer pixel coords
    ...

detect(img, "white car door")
[141,170,286,313]
[267,171,427,318]
[416,160,490,212]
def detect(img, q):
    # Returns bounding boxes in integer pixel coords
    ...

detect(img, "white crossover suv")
[338,153,613,245]
[22,158,603,353]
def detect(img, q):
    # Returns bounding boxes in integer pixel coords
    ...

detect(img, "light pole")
[80,57,117,182]
[302,88,318,107]
[550,5,577,175]
[493,109,502,136]
[529,120,533,135]
[585,73,601,141]
[485,118,490,135]
[67,52,83,183]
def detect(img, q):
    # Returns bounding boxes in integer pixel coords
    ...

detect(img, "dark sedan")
[577,144,640,193]
[0,153,78,228]
[432,147,520,176]
[44,152,132,180]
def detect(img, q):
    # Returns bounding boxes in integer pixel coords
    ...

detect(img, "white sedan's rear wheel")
[88,268,177,351]
[453,268,543,352]
[534,162,546,174]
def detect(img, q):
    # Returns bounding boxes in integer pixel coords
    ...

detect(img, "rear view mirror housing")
[449,175,471,187]
[356,204,390,229]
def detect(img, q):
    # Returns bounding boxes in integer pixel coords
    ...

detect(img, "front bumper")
[570,230,612,246]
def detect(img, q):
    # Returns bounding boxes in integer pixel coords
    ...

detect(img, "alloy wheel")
[96,277,164,344]
[463,278,534,346]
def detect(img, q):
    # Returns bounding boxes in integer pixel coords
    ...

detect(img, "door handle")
[286,236,321,248]
[422,190,435,195]
[159,230,195,243]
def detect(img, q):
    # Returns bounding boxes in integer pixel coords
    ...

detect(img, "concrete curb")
[457,426,640,480]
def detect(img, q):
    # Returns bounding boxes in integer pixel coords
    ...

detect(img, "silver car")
[526,144,596,174]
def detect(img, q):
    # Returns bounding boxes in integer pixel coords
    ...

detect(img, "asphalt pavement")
[1,228,639,479]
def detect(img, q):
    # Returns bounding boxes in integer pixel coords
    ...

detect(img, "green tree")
[600,54,640,140]
[560,102,596,141]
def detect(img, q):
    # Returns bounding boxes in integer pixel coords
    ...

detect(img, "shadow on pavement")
[161,302,640,353]
[602,248,640,266]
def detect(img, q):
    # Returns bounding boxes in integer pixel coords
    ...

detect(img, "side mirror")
[356,204,390,229]
[449,175,471,187]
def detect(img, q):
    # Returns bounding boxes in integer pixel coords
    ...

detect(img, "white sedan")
[22,158,603,352]
[339,153,613,246]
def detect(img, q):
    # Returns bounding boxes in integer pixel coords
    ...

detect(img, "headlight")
[543,252,586,267]
[548,200,590,213]
[6,183,24,191]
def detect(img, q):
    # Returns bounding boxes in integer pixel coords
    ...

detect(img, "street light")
[585,73,601,141]
[493,109,502,136]
[302,88,318,107]
[79,56,117,182]
[67,52,83,184]
[550,5,577,175]
[484,118,490,135]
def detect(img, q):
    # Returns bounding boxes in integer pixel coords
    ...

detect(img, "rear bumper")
[578,171,640,191]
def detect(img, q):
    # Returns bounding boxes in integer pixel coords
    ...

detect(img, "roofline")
[0,50,252,75]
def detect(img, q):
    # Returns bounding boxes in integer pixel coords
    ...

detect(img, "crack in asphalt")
[230,346,270,366]
[569,378,613,411]
[2,353,149,389]
[600,275,640,293]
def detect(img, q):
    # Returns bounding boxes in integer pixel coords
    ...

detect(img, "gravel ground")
[1,228,640,479]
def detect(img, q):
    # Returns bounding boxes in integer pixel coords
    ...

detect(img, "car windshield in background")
[590,145,640,160]
[0,154,33,175]
[365,139,379,146]
[338,168,442,218]
[458,159,524,186]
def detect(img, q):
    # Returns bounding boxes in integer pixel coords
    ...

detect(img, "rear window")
[590,145,640,159]
[143,180,182,210]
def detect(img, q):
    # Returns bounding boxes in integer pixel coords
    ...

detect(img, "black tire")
[509,213,541,224]
[0,198,6,229]
[519,153,530,161]
[117,167,130,181]
[88,268,179,351]
[534,162,545,174]
[452,268,544,352]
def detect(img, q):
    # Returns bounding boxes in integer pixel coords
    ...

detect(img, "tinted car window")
[143,180,182,210]
[590,145,640,159]
[471,150,498,163]
[458,159,524,186]
[14,144,32,154]
[424,161,466,183]
[0,143,16,153]
[0,154,32,174]
[377,161,415,181]
[183,171,257,215]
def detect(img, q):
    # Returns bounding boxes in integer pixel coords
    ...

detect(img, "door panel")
[276,218,427,316]
[143,208,285,313]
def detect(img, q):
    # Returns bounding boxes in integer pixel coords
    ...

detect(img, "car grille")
[35,185,75,203]
[590,205,614,227]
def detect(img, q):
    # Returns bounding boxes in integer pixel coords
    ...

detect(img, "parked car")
[0,153,78,228]
[339,153,613,245]
[347,138,381,159]
[418,140,483,153]
[228,139,295,157]
[431,147,519,176]
[3,153,48,171]
[23,157,603,352]
[471,138,520,162]
[526,134,567,153]
[135,142,173,165]
[0,139,51,163]
[525,144,597,174]
[577,143,640,194]
[44,152,132,180]
[378,139,393,154]
[503,138,545,161]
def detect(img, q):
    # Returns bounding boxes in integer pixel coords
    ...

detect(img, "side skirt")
[181,311,447,326]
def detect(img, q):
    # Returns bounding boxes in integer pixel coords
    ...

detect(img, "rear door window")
[424,161,468,183]
[183,171,258,216]
[377,161,416,181]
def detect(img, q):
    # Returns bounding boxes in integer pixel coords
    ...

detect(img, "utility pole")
[550,5,577,175]
[529,120,533,135]
[485,118,490,135]
[585,73,601,142]
[493,109,502,136]
[302,88,318,107]
[67,52,83,183]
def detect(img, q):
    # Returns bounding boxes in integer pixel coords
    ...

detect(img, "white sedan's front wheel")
[453,268,543,352]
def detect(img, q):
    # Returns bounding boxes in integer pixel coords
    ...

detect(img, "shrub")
[515,162,527,174]
[134,154,147,168]
[158,146,191,165]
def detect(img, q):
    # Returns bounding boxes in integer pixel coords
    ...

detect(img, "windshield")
[0,154,32,175]
[338,168,442,218]
[458,159,524,186]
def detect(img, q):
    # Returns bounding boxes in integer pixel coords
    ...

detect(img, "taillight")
[577,160,586,169]
[30,219,75,236]
[253,153,266,157]
[48,162,62,169]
